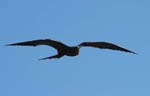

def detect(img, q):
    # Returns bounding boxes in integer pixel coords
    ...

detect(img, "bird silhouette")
[7,39,136,60]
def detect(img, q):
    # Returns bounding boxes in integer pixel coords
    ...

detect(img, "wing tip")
[131,51,138,55]
[5,43,17,46]
[125,49,137,55]
[130,51,137,55]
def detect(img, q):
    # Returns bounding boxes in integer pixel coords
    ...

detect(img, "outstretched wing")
[7,39,68,51]
[79,42,136,54]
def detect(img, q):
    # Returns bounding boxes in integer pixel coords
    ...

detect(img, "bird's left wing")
[6,39,68,51]
[79,42,136,54]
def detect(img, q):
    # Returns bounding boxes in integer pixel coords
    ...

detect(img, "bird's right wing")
[79,42,136,54]
[7,39,68,50]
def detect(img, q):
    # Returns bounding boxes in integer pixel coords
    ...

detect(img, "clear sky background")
[0,0,149,96]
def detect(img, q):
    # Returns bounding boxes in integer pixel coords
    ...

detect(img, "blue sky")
[0,0,150,96]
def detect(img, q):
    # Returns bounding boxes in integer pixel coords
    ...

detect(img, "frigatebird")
[7,39,136,60]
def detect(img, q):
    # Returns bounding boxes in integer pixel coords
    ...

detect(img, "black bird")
[7,39,136,60]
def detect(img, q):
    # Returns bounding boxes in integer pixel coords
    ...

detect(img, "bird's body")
[64,46,80,56]
[7,39,136,60]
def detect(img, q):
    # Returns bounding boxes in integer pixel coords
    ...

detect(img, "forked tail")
[38,54,64,60]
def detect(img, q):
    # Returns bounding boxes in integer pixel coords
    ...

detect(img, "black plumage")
[7,39,136,60]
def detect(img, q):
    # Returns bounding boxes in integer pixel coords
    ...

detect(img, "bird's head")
[77,45,81,49]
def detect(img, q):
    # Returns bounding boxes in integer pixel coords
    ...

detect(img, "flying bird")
[7,39,136,60]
